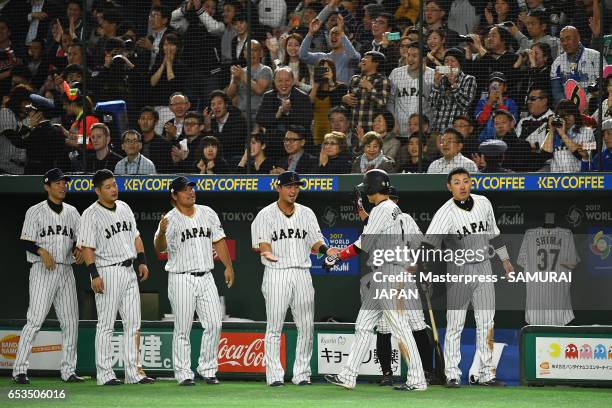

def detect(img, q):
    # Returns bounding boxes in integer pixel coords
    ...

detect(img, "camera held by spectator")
[314,66,329,84]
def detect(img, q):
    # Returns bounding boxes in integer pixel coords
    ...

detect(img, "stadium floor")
[2,378,612,408]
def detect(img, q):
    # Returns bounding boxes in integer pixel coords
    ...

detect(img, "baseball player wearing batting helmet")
[373,186,438,386]
[13,169,84,384]
[324,169,427,391]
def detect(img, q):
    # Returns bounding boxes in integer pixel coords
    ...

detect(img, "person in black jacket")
[491,108,549,172]
[203,90,247,166]
[171,111,206,173]
[6,97,70,174]
[81,123,123,173]
[311,131,352,174]
[270,125,317,175]
[358,12,400,76]
[170,0,225,111]
[235,132,273,174]
[256,66,313,161]
[138,106,173,173]
[465,25,519,100]
[23,37,48,90]
[147,33,186,107]
[194,135,231,174]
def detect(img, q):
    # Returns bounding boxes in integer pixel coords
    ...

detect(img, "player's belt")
[109,259,133,268]
[178,271,208,277]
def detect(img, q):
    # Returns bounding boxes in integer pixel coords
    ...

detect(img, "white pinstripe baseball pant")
[444,261,495,383]
[13,263,78,381]
[376,280,427,334]
[339,267,426,388]
[168,272,222,382]
[94,265,145,385]
[262,267,314,385]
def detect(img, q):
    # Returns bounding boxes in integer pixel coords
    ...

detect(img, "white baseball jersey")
[424,194,500,253]
[551,47,606,98]
[251,202,324,269]
[14,200,80,381]
[426,193,500,383]
[517,227,579,325]
[388,66,435,137]
[550,126,595,172]
[338,201,427,389]
[357,199,412,268]
[398,212,424,249]
[375,211,428,334]
[77,200,139,265]
[21,201,80,264]
[155,205,225,273]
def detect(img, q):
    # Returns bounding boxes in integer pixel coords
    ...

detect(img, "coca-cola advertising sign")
[218,332,285,373]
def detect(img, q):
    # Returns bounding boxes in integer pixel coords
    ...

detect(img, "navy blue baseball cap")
[276,171,305,187]
[170,176,196,193]
[44,168,71,184]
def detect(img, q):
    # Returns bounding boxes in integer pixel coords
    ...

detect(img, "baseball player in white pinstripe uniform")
[13,169,84,385]
[325,170,427,392]
[388,42,435,138]
[517,224,579,326]
[424,167,513,388]
[373,187,435,386]
[154,176,235,386]
[77,169,154,386]
[251,171,332,386]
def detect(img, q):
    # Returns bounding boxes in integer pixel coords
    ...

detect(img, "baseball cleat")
[297,380,312,386]
[103,378,122,386]
[324,374,354,390]
[138,377,155,384]
[426,371,445,385]
[65,374,85,383]
[379,375,394,386]
[13,374,30,384]
[269,381,284,387]
[393,384,427,391]
[179,379,196,386]
[477,378,506,387]
[203,377,219,385]
[445,379,461,388]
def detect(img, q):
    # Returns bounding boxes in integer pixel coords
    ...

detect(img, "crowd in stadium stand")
[0,0,610,175]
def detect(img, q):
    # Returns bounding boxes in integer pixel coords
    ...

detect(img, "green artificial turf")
[1,378,611,408]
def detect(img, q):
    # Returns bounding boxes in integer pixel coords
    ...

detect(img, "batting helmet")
[388,186,399,200]
[359,169,391,196]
